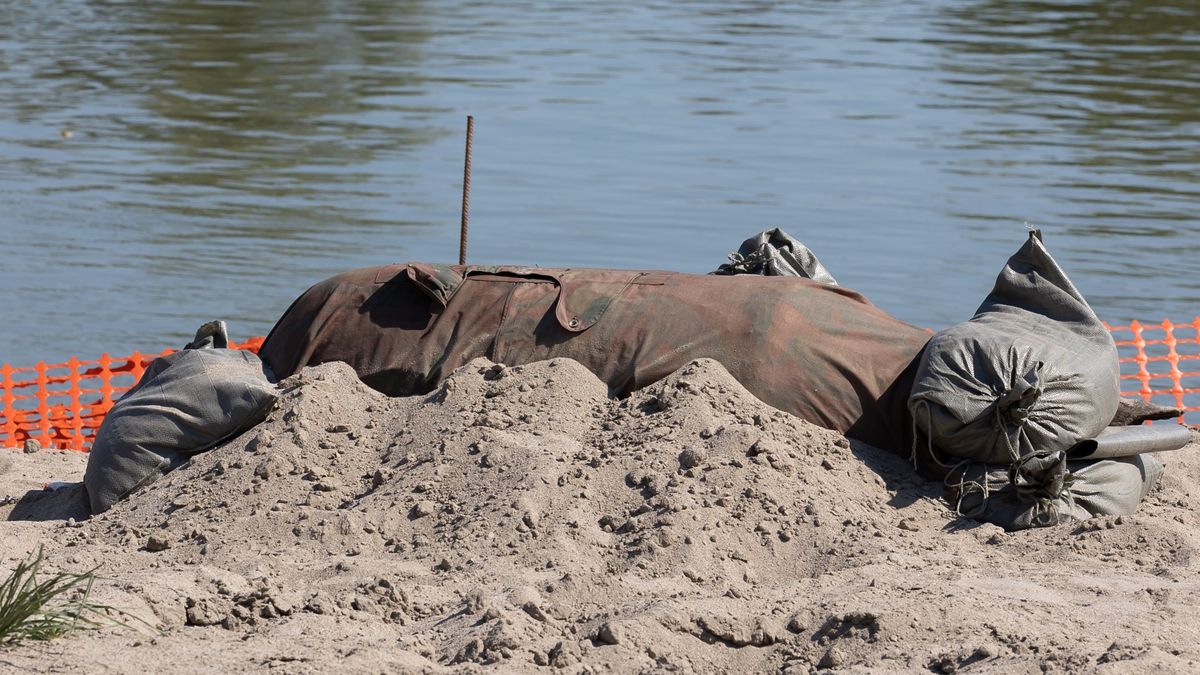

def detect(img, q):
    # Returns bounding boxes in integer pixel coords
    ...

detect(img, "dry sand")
[2,357,1199,673]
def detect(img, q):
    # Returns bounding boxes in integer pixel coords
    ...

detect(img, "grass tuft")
[0,547,111,647]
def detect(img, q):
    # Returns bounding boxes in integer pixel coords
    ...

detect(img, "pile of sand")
[3,357,1200,673]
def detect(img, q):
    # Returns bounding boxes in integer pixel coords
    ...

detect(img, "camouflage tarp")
[259,264,937,473]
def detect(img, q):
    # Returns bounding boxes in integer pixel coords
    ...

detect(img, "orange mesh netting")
[1,320,1197,452]
[1105,319,1200,425]
[1,337,264,452]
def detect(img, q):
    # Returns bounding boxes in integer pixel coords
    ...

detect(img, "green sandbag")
[84,322,277,514]
[711,228,839,284]
[908,230,1120,466]
[947,453,1164,531]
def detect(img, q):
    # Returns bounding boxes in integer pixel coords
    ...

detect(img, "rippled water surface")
[3,0,1200,364]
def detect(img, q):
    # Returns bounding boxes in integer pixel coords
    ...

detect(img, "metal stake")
[459,115,473,265]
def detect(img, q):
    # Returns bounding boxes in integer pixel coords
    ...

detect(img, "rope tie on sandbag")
[908,401,922,472]
[910,399,990,518]
[992,360,1044,463]
[1007,450,1074,526]
[910,399,960,470]
[911,399,1071,523]
[947,462,992,519]
[986,362,1072,524]
[994,405,1022,464]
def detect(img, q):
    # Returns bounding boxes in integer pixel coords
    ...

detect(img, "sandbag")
[711,228,838,284]
[908,230,1120,466]
[84,322,278,514]
[947,453,1163,531]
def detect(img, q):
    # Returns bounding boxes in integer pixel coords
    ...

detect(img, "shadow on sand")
[7,484,91,522]
[847,438,943,510]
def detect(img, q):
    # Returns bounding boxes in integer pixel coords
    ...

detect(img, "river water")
[3,0,1200,366]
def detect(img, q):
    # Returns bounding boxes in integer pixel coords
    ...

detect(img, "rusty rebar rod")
[459,115,474,265]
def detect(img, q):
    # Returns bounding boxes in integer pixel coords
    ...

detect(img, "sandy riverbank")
[2,357,1199,673]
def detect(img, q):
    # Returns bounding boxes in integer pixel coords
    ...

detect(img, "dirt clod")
[145,534,171,552]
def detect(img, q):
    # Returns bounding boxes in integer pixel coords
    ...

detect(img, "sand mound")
[3,357,1200,673]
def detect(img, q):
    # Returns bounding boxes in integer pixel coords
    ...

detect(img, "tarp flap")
[404,263,466,307]
[554,270,667,333]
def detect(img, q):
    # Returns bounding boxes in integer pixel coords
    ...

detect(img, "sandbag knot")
[996,363,1042,426]
[1007,449,1070,504]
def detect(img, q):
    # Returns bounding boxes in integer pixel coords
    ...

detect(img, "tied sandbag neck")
[710,228,838,285]
[1007,450,1074,527]
[911,393,1069,525]
[993,358,1045,463]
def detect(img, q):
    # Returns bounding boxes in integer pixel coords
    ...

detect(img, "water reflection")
[133,1,434,189]
[0,0,446,363]
[122,0,446,291]
[933,0,1200,221]
[3,0,1200,366]
[1,1,439,216]
[929,0,1200,317]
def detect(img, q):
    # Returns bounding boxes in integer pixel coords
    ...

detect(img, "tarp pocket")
[553,270,666,333]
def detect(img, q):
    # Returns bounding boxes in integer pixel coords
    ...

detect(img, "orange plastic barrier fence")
[1105,319,1200,425]
[1,337,264,452]
[2,320,1198,452]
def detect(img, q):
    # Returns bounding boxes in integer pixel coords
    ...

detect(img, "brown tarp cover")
[259,263,936,473]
